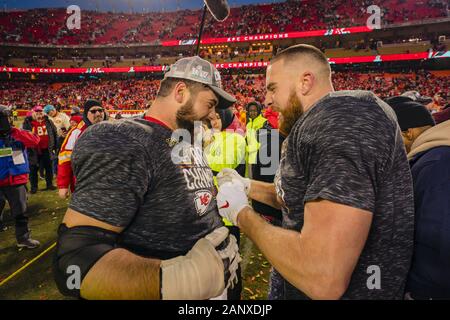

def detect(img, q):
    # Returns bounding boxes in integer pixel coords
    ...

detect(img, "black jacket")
[406,144,450,298]
[252,121,285,222]
[22,116,58,165]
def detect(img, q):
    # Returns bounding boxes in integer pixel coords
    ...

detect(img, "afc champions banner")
[162,26,374,46]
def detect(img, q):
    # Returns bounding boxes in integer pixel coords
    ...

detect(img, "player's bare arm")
[238,200,372,299]
[248,180,282,210]
[217,186,373,300]
[63,209,161,300]
[57,207,233,300]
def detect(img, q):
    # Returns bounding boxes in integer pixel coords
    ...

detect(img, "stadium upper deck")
[0,0,447,46]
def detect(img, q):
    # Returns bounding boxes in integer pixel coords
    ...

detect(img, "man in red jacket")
[0,105,41,248]
[22,106,58,194]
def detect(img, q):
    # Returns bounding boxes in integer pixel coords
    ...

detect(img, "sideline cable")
[0,242,57,288]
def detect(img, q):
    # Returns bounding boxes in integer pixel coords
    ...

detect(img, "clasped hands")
[216,168,252,226]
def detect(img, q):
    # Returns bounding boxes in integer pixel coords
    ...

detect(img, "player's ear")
[174,82,188,104]
[299,71,314,96]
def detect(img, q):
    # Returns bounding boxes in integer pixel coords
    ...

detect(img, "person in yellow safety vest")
[12,109,18,122]
[245,101,267,169]
[207,109,246,179]
[205,108,245,300]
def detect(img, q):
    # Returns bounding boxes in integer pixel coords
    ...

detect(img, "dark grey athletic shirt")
[70,118,224,259]
[274,90,415,300]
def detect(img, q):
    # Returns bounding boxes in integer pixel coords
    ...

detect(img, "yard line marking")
[0,242,57,288]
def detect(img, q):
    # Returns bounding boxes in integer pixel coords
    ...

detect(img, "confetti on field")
[244,287,254,295]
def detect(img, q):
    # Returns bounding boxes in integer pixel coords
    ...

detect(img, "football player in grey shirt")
[217,45,415,300]
[53,57,241,300]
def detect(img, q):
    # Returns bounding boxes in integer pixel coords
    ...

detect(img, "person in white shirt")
[43,105,71,175]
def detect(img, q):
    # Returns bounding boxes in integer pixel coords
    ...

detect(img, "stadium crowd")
[0,71,447,112]
[0,0,447,45]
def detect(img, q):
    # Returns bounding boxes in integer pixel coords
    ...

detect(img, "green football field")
[0,179,270,300]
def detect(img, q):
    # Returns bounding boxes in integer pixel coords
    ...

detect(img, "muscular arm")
[63,209,161,300]
[238,200,372,299]
[248,180,282,210]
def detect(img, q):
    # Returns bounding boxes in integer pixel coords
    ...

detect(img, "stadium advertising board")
[1,51,440,74]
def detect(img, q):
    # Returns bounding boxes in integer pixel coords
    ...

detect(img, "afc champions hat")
[163,56,236,109]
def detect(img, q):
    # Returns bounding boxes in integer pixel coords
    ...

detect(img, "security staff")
[245,101,267,167]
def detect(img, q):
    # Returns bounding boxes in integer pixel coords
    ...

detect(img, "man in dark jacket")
[388,97,450,299]
[0,105,41,248]
[252,111,286,300]
[252,120,284,225]
[22,106,58,194]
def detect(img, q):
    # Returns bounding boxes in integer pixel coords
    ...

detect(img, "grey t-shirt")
[70,117,224,259]
[274,90,414,299]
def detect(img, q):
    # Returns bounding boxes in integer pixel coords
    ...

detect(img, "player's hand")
[216,181,250,226]
[217,168,251,195]
[160,227,240,300]
[58,188,70,199]
[201,124,215,148]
